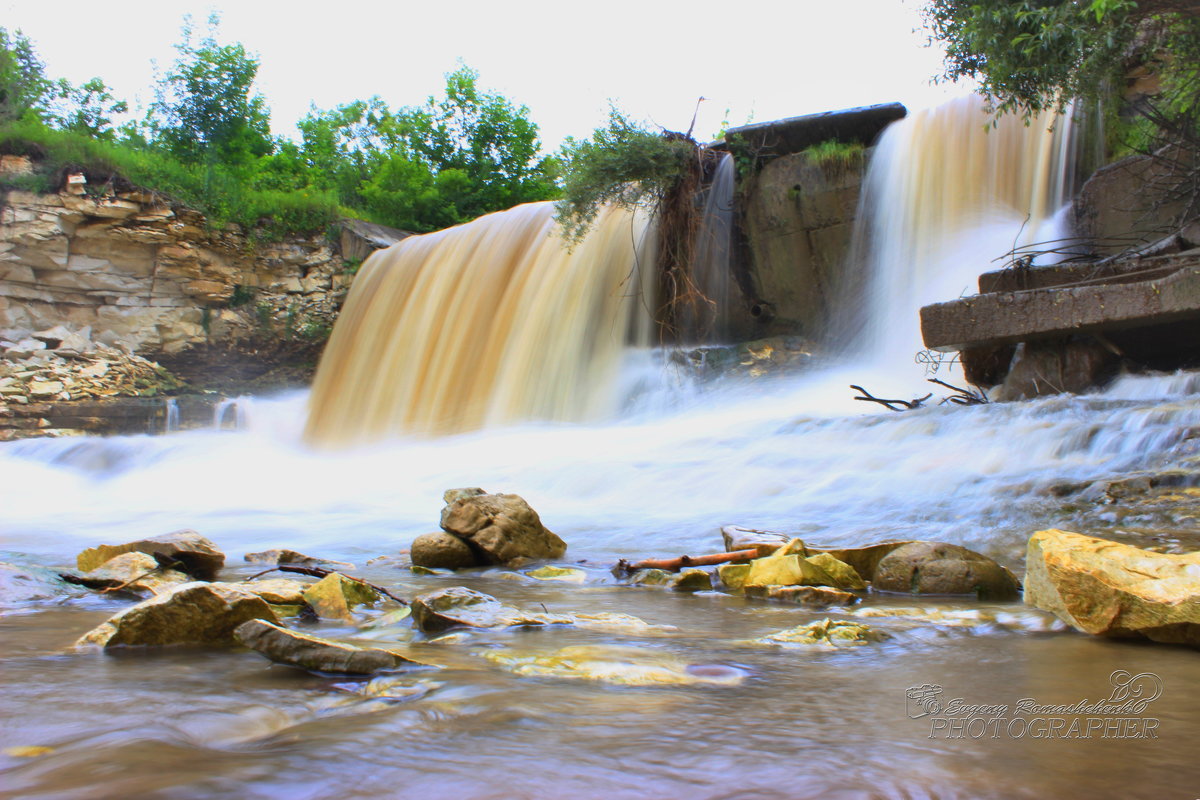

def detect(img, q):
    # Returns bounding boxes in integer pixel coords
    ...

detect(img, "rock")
[872,541,1020,600]
[442,487,486,506]
[807,542,911,582]
[73,551,190,596]
[627,568,673,586]
[718,563,751,590]
[76,530,225,581]
[671,569,713,592]
[410,531,480,570]
[300,573,379,620]
[410,586,566,633]
[485,644,745,686]
[0,562,67,607]
[239,578,311,605]
[243,549,353,569]
[744,550,836,588]
[743,584,859,608]
[526,566,587,583]
[234,619,427,675]
[806,552,868,591]
[76,582,278,648]
[1024,529,1200,646]
[439,491,567,565]
[754,619,879,647]
[721,526,790,555]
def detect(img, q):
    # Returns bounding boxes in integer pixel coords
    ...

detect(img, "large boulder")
[76,582,278,648]
[439,489,566,565]
[76,530,225,581]
[410,531,481,570]
[234,619,426,675]
[1024,529,1200,646]
[872,542,1019,600]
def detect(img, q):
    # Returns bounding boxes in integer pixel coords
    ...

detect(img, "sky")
[1,0,969,152]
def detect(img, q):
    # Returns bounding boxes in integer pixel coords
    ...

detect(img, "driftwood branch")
[851,385,932,411]
[248,564,409,606]
[614,549,759,576]
[928,378,989,406]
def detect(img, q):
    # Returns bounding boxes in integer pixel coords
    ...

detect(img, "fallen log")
[851,385,932,411]
[613,549,760,577]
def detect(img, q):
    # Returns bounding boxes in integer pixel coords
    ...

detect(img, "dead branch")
[850,385,932,411]
[614,548,759,576]
[928,378,989,406]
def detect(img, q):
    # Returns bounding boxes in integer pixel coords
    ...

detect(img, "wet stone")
[872,541,1019,600]
[301,573,380,621]
[671,568,713,592]
[76,529,225,581]
[73,551,190,596]
[76,582,278,648]
[439,489,567,565]
[410,530,480,570]
[243,549,353,569]
[754,619,880,647]
[744,584,860,608]
[234,619,428,675]
[410,586,567,633]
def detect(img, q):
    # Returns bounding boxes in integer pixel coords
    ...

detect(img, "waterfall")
[855,95,1077,362]
[305,202,658,445]
[683,152,737,343]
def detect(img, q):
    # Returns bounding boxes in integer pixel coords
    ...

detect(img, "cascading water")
[681,151,737,343]
[855,94,1077,364]
[304,202,657,445]
[2,96,1198,799]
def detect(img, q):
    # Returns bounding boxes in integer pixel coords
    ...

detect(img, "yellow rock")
[4,746,54,758]
[805,553,867,590]
[777,538,808,557]
[1024,529,1200,647]
[718,563,751,590]
[745,552,835,588]
[301,573,380,621]
[239,578,310,605]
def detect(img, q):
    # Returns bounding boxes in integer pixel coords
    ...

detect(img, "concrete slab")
[921,261,1200,352]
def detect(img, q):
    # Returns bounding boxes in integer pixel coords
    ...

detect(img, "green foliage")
[227,285,255,307]
[801,139,865,168]
[0,28,54,124]
[554,107,695,242]
[147,13,272,170]
[922,0,1139,117]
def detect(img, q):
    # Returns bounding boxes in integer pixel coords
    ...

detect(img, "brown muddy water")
[3,373,1200,799]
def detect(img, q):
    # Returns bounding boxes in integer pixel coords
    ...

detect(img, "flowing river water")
[3,96,1199,797]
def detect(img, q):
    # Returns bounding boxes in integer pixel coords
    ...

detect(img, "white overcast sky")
[1,0,969,151]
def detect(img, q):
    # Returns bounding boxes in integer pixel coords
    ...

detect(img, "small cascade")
[681,152,737,343]
[213,396,252,431]
[163,397,180,434]
[855,94,1078,361]
[305,202,657,445]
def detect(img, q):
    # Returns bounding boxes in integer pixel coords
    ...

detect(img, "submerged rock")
[526,566,588,583]
[76,582,278,648]
[76,530,225,581]
[1024,529,1200,646]
[871,542,1019,600]
[410,586,567,632]
[410,531,480,570]
[301,573,380,621]
[439,489,567,565]
[0,562,68,606]
[485,644,745,686]
[234,619,427,675]
[754,619,880,647]
[627,568,673,586]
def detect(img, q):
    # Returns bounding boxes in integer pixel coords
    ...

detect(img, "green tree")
[148,13,273,168]
[51,77,129,139]
[921,0,1197,117]
[0,27,54,123]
